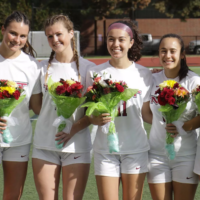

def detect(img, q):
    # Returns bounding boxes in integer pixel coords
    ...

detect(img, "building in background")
[80,0,200,56]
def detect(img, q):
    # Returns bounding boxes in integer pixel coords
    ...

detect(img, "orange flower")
[94,77,101,83]
[87,86,93,92]
[92,94,96,100]
[175,88,188,97]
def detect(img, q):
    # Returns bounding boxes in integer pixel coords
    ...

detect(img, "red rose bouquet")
[155,80,190,159]
[48,77,86,149]
[192,85,200,113]
[82,73,138,153]
[0,80,26,143]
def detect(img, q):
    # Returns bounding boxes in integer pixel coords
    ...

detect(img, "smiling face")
[107,28,134,60]
[1,21,29,53]
[45,22,74,54]
[159,37,184,73]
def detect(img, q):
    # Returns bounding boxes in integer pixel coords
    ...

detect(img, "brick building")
[80,1,200,56]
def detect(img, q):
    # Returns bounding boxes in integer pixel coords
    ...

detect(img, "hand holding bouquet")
[48,77,86,149]
[192,85,200,113]
[156,80,190,159]
[82,73,138,153]
[0,80,26,143]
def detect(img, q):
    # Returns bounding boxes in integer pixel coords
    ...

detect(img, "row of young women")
[0,10,200,200]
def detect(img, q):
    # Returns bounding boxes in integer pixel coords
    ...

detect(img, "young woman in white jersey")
[32,15,95,200]
[0,11,42,199]
[86,21,152,200]
[144,34,200,200]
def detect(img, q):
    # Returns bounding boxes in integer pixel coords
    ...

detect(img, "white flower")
[99,80,108,87]
[7,81,18,88]
[159,82,168,90]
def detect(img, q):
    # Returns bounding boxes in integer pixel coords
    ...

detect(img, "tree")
[81,0,151,20]
[153,0,200,19]
[82,0,200,20]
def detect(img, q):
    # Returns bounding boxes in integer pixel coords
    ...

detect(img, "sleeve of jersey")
[86,69,94,89]
[32,62,42,95]
[143,70,153,102]
[80,58,96,78]
[190,74,200,91]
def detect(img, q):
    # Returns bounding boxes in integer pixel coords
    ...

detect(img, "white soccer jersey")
[0,51,41,147]
[86,61,153,154]
[33,57,96,152]
[149,70,200,156]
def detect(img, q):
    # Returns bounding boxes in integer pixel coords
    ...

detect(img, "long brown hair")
[44,14,80,83]
[3,11,36,57]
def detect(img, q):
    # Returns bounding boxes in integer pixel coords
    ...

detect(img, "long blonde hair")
[44,14,80,83]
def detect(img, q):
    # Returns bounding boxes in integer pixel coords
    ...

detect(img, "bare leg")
[121,173,146,200]
[148,182,173,200]
[32,158,61,200]
[173,181,197,200]
[3,161,28,200]
[62,163,90,200]
[96,175,120,200]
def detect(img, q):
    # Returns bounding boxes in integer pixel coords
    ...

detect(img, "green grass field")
[0,67,200,199]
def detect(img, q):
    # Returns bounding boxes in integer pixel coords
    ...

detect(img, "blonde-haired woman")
[32,15,95,200]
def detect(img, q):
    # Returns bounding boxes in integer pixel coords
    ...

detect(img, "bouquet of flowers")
[81,73,138,153]
[155,80,190,159]
[0,80,26,143]
[47,77,86,149]
[192,85,200,113]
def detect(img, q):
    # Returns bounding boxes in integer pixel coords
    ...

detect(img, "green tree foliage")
[81,0,151,20]
[0,0,79,32]
[153,0,200,19]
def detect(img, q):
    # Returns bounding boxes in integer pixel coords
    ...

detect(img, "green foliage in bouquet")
[82,73,138,153]
[48,77,86,119]
[159,102,187,144]
[0,95,26,117]
[48,76,86,149]
[192,85,200,113]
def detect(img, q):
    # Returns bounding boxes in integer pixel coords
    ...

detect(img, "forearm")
[183,115,200,131]
[29,93,43,115]
[142,112,152,124]
[142,101,152,124]
[70,113,112,135]
[70,116,91,135]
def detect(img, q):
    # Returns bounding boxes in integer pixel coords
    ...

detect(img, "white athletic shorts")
[0,144,30,164]
[32,148,91,166]
[148,153,199,184]
[94,151,148,177]
[194,145,200,175]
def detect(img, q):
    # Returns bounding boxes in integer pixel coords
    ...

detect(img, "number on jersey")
[118,101,127,117]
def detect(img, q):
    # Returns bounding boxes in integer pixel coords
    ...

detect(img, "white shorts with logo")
[32,148,91,166]
[0,144,30,164]
[194,145,200,175]
[148,153,199,184]
[94,151,148,177]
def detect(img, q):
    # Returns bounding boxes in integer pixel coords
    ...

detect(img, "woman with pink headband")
[86,20,153,200]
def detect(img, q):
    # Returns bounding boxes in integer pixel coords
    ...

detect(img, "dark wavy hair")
[159,33,189,81]
[3,11,36,57]
[107,20,143,62]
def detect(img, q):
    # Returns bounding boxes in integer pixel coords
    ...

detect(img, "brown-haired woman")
[32,14,96,200]
[0,11,42,199]
[144,34,200,200]
[86,20,153,200]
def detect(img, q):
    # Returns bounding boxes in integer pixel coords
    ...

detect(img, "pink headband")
[107,23,133,38]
